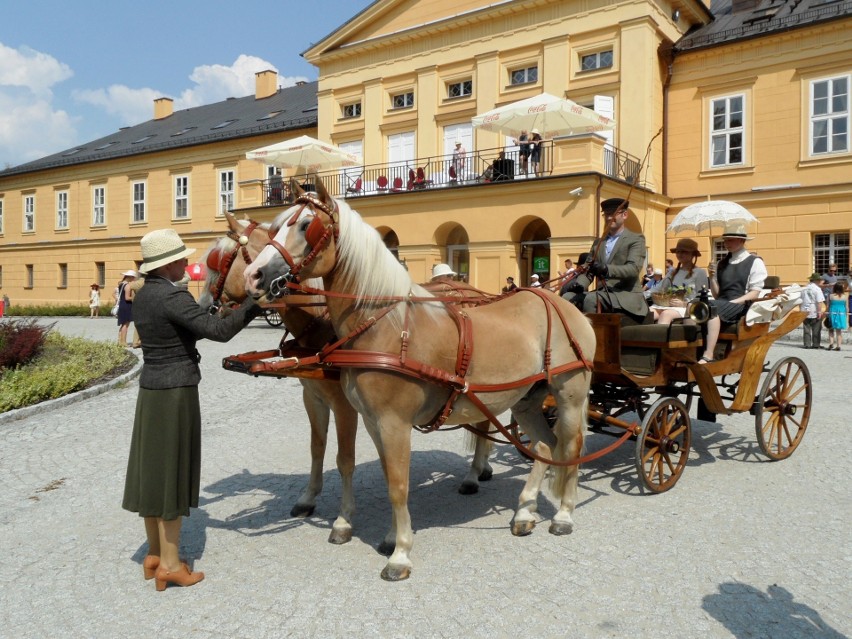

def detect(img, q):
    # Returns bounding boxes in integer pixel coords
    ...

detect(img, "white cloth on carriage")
[745,285,804,325]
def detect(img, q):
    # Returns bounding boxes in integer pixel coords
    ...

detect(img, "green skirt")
[122,386,201,520]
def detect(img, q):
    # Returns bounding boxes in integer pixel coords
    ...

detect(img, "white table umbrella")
[246,135,360,172]
[667,200,759,234]
[471,92,615,138]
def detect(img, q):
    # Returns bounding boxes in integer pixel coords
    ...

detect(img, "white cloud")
[0,42,77,167]
[0,43,73,97]
[73,55,309,127]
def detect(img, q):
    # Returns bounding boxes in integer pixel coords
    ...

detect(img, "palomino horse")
[244,184,595,581]
[199,213,496,544]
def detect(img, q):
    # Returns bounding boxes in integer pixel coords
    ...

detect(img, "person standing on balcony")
[515,130,530,175]
[529,129,544,176]
[452,141,466,181]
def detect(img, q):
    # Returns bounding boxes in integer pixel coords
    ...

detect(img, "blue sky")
[1,0,373,168]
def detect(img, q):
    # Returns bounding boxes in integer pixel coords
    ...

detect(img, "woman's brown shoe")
[142,555,160,580]
[154,563,204,591]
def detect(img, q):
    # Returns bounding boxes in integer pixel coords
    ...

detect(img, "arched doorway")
[446,226,470,282]
[519,219,552,285]
[382,229,400,261]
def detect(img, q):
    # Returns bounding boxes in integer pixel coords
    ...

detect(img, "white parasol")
[471,92,615,138]
[667,200,758,234]
[246,135,360,173]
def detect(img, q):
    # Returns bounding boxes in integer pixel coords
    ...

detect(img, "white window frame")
[132,181,146,223]
[710,94,745,168]
[0,197,4,234]
[510,66,538,86]
[712,239,727,265]
[92,186,106,226]
[342,102,362,119]
[218,169,235,216]
[56,190,69,229]
[447,80,472,99]
[174,175,189,220]
[391,91,414,110]
[813,232,850,274]
[809,75,850,156]
[581,50,614,72]
[24,194,35,232]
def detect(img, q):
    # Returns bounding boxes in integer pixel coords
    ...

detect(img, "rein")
[206,219,260,309]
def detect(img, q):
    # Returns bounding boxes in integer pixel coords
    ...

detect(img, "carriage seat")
[620,322,699,347]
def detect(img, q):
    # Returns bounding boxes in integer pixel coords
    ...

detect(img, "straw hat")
[138,229,196,274]
[121,270,138,278]
[720,221,754,240]
[431,263,456,279]
[670,238,701,257]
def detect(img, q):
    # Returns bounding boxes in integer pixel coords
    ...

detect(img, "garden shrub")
[0,318,54,370]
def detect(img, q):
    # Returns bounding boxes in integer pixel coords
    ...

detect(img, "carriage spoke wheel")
[263,308,283,327]
[634,397,691,493]
[754,357,811,460]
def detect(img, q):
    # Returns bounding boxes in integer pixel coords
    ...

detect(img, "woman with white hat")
[122,229,262,591]
[116,270,138,345]
[700,221,767,364]
[431,263,456,282]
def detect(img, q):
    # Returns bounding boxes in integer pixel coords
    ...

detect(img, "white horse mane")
[331,199,435,313]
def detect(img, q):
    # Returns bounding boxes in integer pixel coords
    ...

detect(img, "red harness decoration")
[207,219,259,305]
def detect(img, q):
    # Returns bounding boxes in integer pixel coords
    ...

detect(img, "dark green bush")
[4,304,95,317]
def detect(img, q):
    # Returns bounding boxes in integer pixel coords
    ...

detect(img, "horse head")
[245,178,339,299]
[199,212,269,311]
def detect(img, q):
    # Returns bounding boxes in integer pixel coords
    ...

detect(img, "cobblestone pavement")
[1,317,849,638]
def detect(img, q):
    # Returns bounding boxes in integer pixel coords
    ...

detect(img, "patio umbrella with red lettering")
[471,92,615,138]
[246,135,360,173]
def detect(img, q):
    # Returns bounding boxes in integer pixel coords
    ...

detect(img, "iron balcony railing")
[261,140,640,204]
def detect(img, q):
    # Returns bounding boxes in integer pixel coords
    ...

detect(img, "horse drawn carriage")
[206,183,810,579]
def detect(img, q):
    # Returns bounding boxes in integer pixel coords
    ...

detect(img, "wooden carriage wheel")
[753,356,811,460]
[634,397,691,493]
[263,308,284,327]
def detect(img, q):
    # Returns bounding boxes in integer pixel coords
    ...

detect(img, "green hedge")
[3,304,98,317]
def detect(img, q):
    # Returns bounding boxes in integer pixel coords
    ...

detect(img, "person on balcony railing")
[452,141,466,181]
[514,130,531,175]
[529,129,544,176]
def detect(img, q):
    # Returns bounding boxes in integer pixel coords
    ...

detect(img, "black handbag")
[823,315,831,329]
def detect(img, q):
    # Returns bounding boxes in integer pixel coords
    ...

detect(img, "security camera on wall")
[569,187,584,197]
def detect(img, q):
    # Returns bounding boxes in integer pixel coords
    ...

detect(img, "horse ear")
[314,178,331,204]
[290,178,304,198]
[225,211,240,234]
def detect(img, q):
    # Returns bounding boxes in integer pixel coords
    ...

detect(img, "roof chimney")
[256,70,278,99]
[154,97,174,119]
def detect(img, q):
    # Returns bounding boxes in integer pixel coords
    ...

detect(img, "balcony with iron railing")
[249,134,641,208]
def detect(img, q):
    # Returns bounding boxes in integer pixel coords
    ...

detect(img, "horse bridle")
[205,219,260,312]
[266,193,339,299]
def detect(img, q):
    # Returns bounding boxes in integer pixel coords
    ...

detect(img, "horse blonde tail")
[551,395,588,497]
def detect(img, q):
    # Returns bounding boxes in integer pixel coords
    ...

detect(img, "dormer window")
[171,127,196,137]
[211,119,237,129]
[132,135,155,144]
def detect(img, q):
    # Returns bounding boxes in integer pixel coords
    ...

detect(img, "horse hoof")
[458,481,479,495]
[328,528,352,545]
[511,519,536,536]
[377,539,395,556]
[548,521,574,536]
[380,564,411,581]
[290,503,315,518]
[478,467,493,482]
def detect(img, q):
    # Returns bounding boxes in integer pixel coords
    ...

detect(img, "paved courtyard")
[0,316,849,638]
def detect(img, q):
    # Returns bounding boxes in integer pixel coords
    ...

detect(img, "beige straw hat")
[138,229,196,274]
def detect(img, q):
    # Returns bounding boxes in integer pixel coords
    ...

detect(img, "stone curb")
[0,350,142,425]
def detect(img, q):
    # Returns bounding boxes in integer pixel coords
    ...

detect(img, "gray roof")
[677,0,852,52]
[1,81,319,177]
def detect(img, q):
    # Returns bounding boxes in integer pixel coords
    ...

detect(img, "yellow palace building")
[1,0,850,307]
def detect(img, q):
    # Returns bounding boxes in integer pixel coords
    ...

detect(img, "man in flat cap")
[562,197,648,324]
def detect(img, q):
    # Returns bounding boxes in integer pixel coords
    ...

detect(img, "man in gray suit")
[562,197,648,324]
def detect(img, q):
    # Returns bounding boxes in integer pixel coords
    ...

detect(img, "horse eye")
[299,218,312,233]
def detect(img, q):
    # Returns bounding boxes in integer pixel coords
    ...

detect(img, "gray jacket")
[575,228,648,318]
[133,275,262,389]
